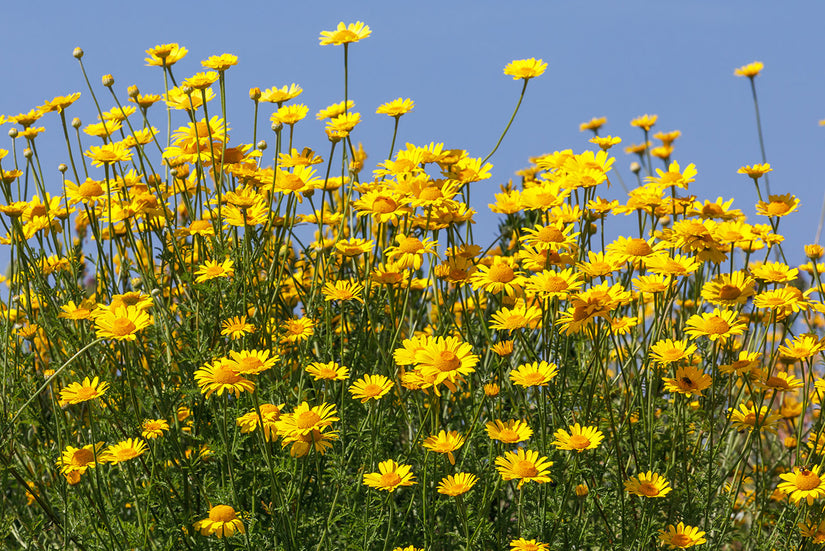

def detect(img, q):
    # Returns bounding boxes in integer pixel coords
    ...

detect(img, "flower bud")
[249,87,261,101]
[127,85,140,98]
[630,162,641,174]
[575,484,589,497]
[805,244,824,260]
[271,122,283,133]
[58,163,68,173]
[256,140,267,151]
[101,74,114,87]
[8,128,18,138]
[23,148,33,159]
[71,117,82,129]
[72,47,84,59]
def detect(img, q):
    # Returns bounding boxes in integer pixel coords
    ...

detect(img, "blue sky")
[2,1,823,265]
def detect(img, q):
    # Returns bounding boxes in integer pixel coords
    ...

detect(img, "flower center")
[235,357,263,373]
[499,429,519,443]
[419,187,443,201]
[362,383,383,397]
[704,316,730,334]
[718,285,742,300]
[75,387,98,401]
[380,472,401,487]
[72,448,94,466]
[671,534,692,547]
[111,317,137,336]
[625,238,652,257]
[213,365,242,384]
[542,276,568,292]
[372,196,397,214]
[209,505,237,522]
[536,226,564,243]
[639,482,660,497]
[433,351,461,372]
[79,180,104,198]
[568,435,591,449]
[487,264,515,283]
[398,237,423,254]
[523,372,547,385]
[295,410,321,430]
[513,460,539,478]
[765,376,789,390]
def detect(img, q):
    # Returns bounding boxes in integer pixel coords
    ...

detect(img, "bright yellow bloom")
[194,259,234,283]
[630,114,657,131]
[624,471,672,498]
[422,430,465,465]
[319,22,372,46]
[503,58,547,80]
[322,280,364,303]
[552,423,604,452]
[102,438,148,465]
[193,505,244,538]
[194,359,256,399]
[659,522,707,549]
[94,305,152,341]
[649,339,697,365]
[734,61,764,78]
[141,419,170,439]
[509,361,558,388]
[662,365,712,397]
[363,459,416,492]
[376,98,414,117]
[486,419,533,444]
[85,142,132,166]
[201,54,238,72]
[349,374,393,403]
[495,448,552,489]
[778,465,825,506]
[437,472,478,496]
[59,376,108,405]
[510,538,550,551]
[729,404,781,433]
[684,308,747,342]
[145,43,188,66]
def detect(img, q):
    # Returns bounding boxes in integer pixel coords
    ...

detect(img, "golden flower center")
[259,404,281,417]
[398,237,423,254]
[213,365,242,384]
[767,202,791,216]
[209,505,238,522]
[361,383,383,397]
[487,264,515,283]
[110,317,137,336]
[670,534,692,547]
[380,471,401,487]
[190,220,212,232]
[522,372,547,385]
[372,196,397,214]
[742,413,756,425]
[79,181,104,197]
[75,387,99,401]
[30,205,47,217]
[295,410,321,430]
[625,238,652,256]
[336,30,359,42]
[659,348,684,361]
[765,376,789,390]
[536,226,564,243]
[419,187,443,201]
[513,460,539,478]
[236,357,263,373]
[114,448,139,461]
[499,429,519,443]
[704,316,730,334]
[71,448,94,466]
[433,351,461,372]
[542,277,568,292]
[568,435,591,449]
[718,285,742,300]
[639,482,660,497]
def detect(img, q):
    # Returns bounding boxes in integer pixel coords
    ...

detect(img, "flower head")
[94,305,152,341]
[495,448,552,489]
[659,522,707,549]
[503,58,547,81]
[485,419,533,444]
[437,472,478,496]
[319,22,371,46]
[59,376,108,405]
[193,505,244,538]
[145,43,188,67]
[624,471,672,498]
[735,61,764,78]
[102,438,148,465]
[422,430,465,465]
[349,374,393,403]
[194,359,256,399]
[551,423,604,452]
[363,459,416,492]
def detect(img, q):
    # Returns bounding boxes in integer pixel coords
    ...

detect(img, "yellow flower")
[102,438,148,465]
[236,403,284,442]
[221,316,255,339]
[630,114,658,131]
[141,419,170,439]
[260,84,303,104]
[684,308,746,342]
[778,465,825,506]
[227,349,278,376]
[194,259,234,283]
[94,305,152,341]
[280,316,315,344]
[422,430,465,465]
[363,459,416,492]
[737,163,772,180]
[734,61,764,78]
[551,423,604,452]
[658,522,707,549]
[510,538,550,551]
[306,361,349,381]
[485,419,533,444]
[201,54,238,72]
[322,280,364,303]
[275,402,338,439]
[376,97,414,118]
[59,376,108,405]
[756,193,799,218]
[145,43,188,66]
[59,443,106,476]
[503,58,547,80]
[84,142,132,166]
[579,117,606,132]
[349,374,393,403]
[319,21,372,46]
[649,339,696,365]
[589,135,621,150]
[437,472,478,496]
[271,104,309,126]
[414,336,479,389]
[495,448,552,489]
[662,365,712,397]
[509,361,558,388]
[624,471,672,498]
[193,505,244,538]
[729,404,781,433]
[194,359,255,399]
[489,301,542,333]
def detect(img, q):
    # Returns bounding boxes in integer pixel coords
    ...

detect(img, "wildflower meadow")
[3,18,825,551]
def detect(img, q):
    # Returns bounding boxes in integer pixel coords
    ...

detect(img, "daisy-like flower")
[520,222,579,253]
[734,61,764,78]
[415,336,479,389]
[799,519,825,544]
[662,365,712,397]
[624,471,672,498]
[510,538,550,551]
[194,259,235,283]
[59,376,108,405]
[756,193,800,218]
[260,84,303,104]
[227,349,278,375]
[486,419,533,444]
[193,505,245,538]
[363,459,416,492]
[236,403,284,441]
[334,237,374,257]
[509,361,559,388]
[469,257,524,297]
[590,135,621,150]
[376,98,414,118]
[778,334,824,361]
[737,163,772,180]
[719,351,762,376]
[319,21,372,46]
[84,142,132,167]
[630,114,658,131]
[280,316,315,344]
[649,339,696,365]
[489,301,542,333]
[495,448,553,489]
[316,100,355,121]
[757,369,803,392]
[551,423,604,453]
[201,53,238,72]
[275,402,339,439]
[729,404,781,433]
[503,58,547,81]
[306,361,349,381]
[349,374,393,403]
[580,117,607,132]
[102,438,148,465]
[437,472,478,496]
[779,466,825,505]
[145,43,188,67]
[659,522,707,549]
[684,308,747,342]
[59,443,106,476]
[94,305,152,341]
[194,359,256,399]
[271,104,309,126]
[221,316,255,339]
[422,430,465,465]
[141,419,170,439]
[750,261,798,283]
[525,268,583,300]
[700,271,755,306]
[322,280,364,303]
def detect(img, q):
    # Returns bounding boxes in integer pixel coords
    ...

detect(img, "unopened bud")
[8,128,18,138]
[256,140,267,151]
[249,87,261,101]
[58,164,68,173]
[23,148,32,159]
[101,74,114,87]
[72,47,84,59]
[630,162,641,174]
[127,85,140,98]
[71,117,82,129]
[181,85,193,95]
[271,122,283,133]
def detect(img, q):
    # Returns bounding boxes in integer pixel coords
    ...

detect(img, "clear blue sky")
[2,1,823,264]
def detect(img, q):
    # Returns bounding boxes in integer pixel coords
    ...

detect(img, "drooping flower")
[193,505,245,538]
